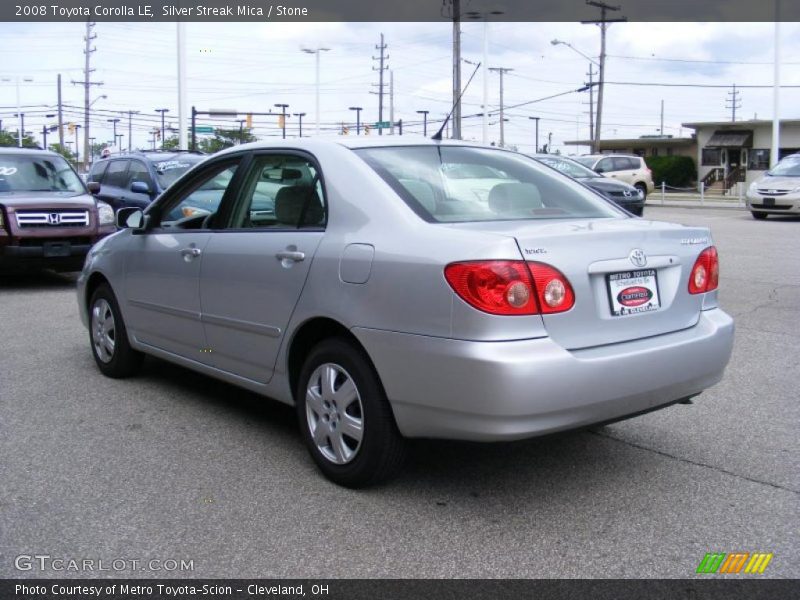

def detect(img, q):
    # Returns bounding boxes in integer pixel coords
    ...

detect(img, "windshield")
[572,156,598,169]
[153,156,204,188]
[0,154,85,193]
[768,156,800,177]
[537,156,599,179]
[355,146,621,223]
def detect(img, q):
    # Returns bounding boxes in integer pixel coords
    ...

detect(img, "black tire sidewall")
[296,338,403,487]
[88,284,141,378]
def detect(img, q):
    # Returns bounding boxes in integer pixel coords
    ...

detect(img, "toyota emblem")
[629,248,647,267]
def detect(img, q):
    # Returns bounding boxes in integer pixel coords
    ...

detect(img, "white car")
[574,154,655,197]
[746,153,800,219]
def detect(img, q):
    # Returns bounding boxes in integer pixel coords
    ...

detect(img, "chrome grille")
[756,189,790,196]
[15,210,90,228]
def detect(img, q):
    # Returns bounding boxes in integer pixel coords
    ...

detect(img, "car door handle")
[180,247,202,258]
[276,250,305,262]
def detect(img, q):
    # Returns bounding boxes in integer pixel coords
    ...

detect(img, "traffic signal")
[364,125,370,136]
[277,115,285,129]
[67,123,75,134]
[245,113,253,128]
[341,126,349,135]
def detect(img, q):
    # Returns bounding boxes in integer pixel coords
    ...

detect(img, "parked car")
[573,154,655,197]
[0,148,116,272]
[87,150,206,212]
[746,153,800,219]
[77,139,734,487]
[533,154,646,215]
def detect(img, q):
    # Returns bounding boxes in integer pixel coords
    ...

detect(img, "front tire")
[296,338,406,487]
[634,182,648,198]
[751,211,768,220]
[89,283,144,378]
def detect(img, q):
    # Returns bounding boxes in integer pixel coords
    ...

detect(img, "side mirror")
[595,167,605,174]
[87,181,101,194]
[130,181,152,195]
[116,207,145,229]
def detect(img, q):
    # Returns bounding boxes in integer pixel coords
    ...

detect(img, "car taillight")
[445,261,537,315]
[444,260,574,315]
[527,261,575,314]
[688,246,719,294]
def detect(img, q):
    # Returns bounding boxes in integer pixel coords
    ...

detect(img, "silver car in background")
[746,152,800,219]
[77,139,734,487]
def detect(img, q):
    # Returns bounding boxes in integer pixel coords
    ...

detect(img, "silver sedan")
[77,138,734,487]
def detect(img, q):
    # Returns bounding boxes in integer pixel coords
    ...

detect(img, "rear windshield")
[354,146,620,223]
[153,156,204,188]
[0,154,85,193]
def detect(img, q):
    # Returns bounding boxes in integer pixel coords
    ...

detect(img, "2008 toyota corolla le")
[77,139,734,487]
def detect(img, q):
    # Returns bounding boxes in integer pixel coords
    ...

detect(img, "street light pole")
[528,116,540,152]
[74,124,82,162]
[2,76,33,147]
[349,107,362,135]
[416,110,429,136]
[301,47,331,136]
[155,108,169,149]
[107,118,120,146]
[274,104,289,139]
[293,113,306,137]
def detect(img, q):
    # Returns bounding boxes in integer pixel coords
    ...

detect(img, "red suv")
[0,148,116,272]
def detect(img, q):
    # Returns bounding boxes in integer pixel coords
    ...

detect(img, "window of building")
[702,148,721,166]
[748,149,770,170]
[650,147,659,157]
[667,147,674,156]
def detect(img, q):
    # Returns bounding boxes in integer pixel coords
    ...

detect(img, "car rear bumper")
[353,308,734,441]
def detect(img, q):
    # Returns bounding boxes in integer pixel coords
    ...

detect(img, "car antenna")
[432,61,481,142]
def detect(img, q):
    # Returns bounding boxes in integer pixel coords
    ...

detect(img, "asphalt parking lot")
[1,206,797,579]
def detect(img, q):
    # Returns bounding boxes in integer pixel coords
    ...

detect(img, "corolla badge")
[629,248,647,267]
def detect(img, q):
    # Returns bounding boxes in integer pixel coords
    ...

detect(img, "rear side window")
[88,161,108,183]
[104,160,129,187]
[126,160,153,188]
[355,146,620,223]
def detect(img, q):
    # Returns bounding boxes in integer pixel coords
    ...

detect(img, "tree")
[0,128,38,148]
[162,135,180,150]
[48,143,76,164]
[197,128,256,154]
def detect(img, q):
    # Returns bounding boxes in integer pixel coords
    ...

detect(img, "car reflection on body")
[77,139,734,487]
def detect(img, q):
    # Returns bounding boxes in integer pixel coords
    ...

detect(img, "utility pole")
[528,116,540,152]
[126,110,139,151]
[586,63,597,141]
[177,22,188,150]
[583,1,625,153]
[660,99,664,135]
[389,70,395,135]
[74,124,82,162]
[372,33,388,136]
[155,108,169,149]
[726,84,741,122]
[237,119,246,143]
[451,0,462,138]
[293,112,306,137]
[73,22,103,170]
[57,74,64,147]
[489,67,512,147]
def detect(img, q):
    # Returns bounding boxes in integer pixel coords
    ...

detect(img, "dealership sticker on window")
[0,167,19,175]
[155,161,192,172]
[606,269,661,317]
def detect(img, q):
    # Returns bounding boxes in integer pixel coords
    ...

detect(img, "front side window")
[160,162,239,225]
[355,146,620,223]
[104,160,130,187]
[0,153,85,193]
[228,155,325,229]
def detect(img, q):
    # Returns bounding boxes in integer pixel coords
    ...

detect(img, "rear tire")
[296,338,406,487]
[751,211,768,220]
[88,283,144,378]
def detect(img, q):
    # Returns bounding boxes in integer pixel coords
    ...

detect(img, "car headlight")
[97,201,115,225]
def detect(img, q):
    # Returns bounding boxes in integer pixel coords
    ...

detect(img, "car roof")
[0,147,60,157]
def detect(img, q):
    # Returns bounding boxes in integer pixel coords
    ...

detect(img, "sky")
[1,20,798,155]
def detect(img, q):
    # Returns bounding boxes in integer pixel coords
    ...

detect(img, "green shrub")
[645,155,697,187]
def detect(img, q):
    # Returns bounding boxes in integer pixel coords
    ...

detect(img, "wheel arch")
[85,271,112,312]
[286,317,380,402]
